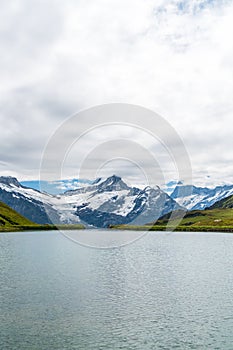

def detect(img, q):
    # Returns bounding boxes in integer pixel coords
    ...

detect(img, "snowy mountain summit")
[0,175,181,227]
[96,175,130,192]
[60,175,182,227]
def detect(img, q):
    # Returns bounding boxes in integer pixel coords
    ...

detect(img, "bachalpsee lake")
[0,230,233,349]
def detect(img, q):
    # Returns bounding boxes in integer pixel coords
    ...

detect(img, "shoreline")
[109,225,233,233]
[1,225,233,233]
[0,224,85,232]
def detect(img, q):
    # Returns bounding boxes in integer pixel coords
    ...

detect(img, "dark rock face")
[75,205,129,228]
[130,188,181,226]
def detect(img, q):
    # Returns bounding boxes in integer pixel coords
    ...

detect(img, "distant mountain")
[171,184,233,210]
[0,200,35,229]
[0,175,182,228]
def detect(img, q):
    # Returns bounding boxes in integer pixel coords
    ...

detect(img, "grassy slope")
[110,207,233,232]
[155,208,233,231]
[0,201,36,229]
[0,201,85,232]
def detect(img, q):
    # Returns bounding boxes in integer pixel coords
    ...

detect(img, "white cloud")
[0,0,233,186]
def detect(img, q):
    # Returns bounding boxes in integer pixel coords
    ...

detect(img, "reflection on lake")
[0,231,233,349]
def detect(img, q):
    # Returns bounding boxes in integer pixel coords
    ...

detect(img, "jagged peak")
[0,176,21,187]
[104,174,122,183]
[96,174,129,192]
[92,177,102,185]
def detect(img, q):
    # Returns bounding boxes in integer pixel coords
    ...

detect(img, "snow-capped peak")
[96,175,130,192]
[0,176,22,187]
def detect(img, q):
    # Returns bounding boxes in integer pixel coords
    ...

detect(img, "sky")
[1,0,233,188]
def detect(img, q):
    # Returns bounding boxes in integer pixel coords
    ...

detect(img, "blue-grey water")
[0,230,233,350]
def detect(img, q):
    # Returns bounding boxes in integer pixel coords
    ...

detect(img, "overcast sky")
[1,0,233,187]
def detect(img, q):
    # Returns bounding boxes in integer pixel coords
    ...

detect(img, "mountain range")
[171,183,233,210]
[0,175,181,227]
[0,175,233,228]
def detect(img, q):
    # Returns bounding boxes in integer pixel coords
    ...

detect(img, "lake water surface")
[0,230,233,349]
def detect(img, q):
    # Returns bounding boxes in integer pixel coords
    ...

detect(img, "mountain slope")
[171,184,233,210]
[0,201,36,229]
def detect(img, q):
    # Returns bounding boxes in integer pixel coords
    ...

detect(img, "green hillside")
[0,201,38,231]
[110,206,233,232]
[154,207,233,230]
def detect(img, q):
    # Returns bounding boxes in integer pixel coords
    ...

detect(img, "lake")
[0,230,233,349]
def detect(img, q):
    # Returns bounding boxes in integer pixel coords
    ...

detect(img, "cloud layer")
[0,0,233,187]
